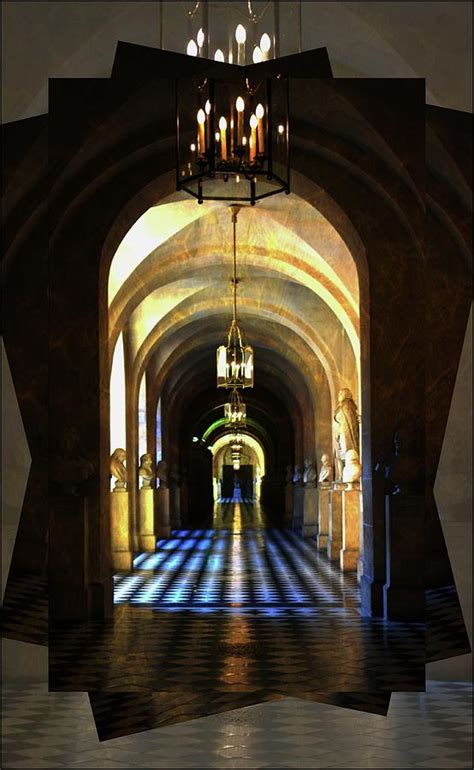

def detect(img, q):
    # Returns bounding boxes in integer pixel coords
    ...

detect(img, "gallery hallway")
[50,502,425,706]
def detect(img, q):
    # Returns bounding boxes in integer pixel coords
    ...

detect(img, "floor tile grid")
[1,682,472,768]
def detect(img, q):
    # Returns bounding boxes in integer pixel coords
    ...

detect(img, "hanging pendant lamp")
[224,387,247,427]
[216,205,254,388]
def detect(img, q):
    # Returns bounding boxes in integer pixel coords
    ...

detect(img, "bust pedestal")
[327,485,343,561]
[155,486,170,538]
[285,482,293,526]
[317,482,331,550]
[303,484,318,538]
[340,486,361,572]
[169,483,181,529]
[292,484,304,532]
[138,487,156,551]
[110,489,132,570]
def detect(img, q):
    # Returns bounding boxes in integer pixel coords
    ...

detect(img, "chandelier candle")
[236,96,245,146]
[256,103,265,153]
[197,108,206,155]
[219,116,228,160]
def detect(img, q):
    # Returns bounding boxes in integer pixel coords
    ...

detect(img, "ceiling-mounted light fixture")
[224,388,247,427]
[217,205,254,388]
[176,73,290,205]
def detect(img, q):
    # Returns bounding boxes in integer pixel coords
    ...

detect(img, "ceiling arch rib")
[132,297,344,408]
[108,192,359,311]
[109,242,360,363]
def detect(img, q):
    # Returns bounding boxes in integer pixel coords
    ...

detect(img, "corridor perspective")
[46,173,430,706]
[113,500,360,614]
[50,497,425,700]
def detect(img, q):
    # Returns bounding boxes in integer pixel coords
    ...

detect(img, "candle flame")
[197,28,205,48]
[260,32,271,53]
[187,39,198,57]
[256,103,264,120]
[236,96,245,112]
[190,143,196,151]
[197,109,206,125]
[214,48,225,62]
[278,124,285,134]
[249,113,258,129]
[219,116,227,130]
[242,136,247,146]
[235,24,247,44]
[205,99,211,115]
[252,46,263,64]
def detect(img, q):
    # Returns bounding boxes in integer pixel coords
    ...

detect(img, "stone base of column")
[327,486,343,561]
[383,584,425,622]
[110,490,132,571]
[360,575,385,617]
[383,494,425,622]
[317,483,331,551]
[292,485,304,532]
[88,578,114,619]
[340,487,361,572]
[49,495,90,621]
[156,486,170,538]
[303,485,318,538]
[285,483,293,525]
[170,486,181,529]
[138,487,156,552]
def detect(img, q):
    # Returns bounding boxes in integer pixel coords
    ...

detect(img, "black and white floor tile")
[1,681,472,768]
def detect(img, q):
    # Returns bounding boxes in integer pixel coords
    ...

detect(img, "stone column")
[155,486,170,538]
[49,495,89,621]
[303,484,318,538]
[317,482,331,550]
[110,489,132,570]
[138,487,156,551]
[340,485,362,572]
[383,494,424,621]
[285,481,293,526]
[327,485,343,561]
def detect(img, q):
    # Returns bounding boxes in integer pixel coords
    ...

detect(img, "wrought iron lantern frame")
[176,74,290,205]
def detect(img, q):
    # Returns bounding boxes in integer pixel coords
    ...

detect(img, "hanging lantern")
[224,388,247,427]
[176,74,289,205]
[217,322,254,388]
[217,205,254,388]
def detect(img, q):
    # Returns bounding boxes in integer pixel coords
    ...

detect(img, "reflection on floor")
[114,506,359,616]
[2,681,472,767]
[50,503,425,696]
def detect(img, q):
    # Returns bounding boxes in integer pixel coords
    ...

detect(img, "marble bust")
[292,465,303,485]
[303,459,317,487]
[156,459,168,488]
[138,453,154,488]
[318,453,333,483]
[110,448,127,491]
[342,449,362,484]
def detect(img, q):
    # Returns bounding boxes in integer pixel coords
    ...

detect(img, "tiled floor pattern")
[114,525,361,614]
[49,507,426,694]
[1,681,472,768]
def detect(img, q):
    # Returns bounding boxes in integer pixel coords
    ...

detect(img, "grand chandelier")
[217,205,254,388]
[176,73,289,205]
[181,1,278,64]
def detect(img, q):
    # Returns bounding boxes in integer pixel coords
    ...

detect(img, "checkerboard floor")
[2,681,472,767]
[49,505,426,696]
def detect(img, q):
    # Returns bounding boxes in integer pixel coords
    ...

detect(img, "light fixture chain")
[233,214,237,324]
